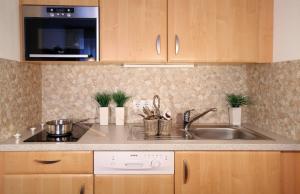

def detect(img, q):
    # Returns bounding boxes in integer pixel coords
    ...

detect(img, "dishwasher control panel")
[94,151,174,174]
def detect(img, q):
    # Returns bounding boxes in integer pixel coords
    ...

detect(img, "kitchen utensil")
[138,114,146,118]
[162,110,172,120]
[153,95,161,117]
[46,118,91,136]
[46,119,73,136]
[143,107,153,117]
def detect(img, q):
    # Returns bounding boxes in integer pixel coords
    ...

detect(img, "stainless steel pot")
[46,119,73,136]
[46,118,92,136]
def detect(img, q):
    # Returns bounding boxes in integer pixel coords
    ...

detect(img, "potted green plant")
[226,94,250,126]
[95,92,111,125]
[112,90,130,126]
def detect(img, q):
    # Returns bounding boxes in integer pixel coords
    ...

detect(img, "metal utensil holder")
[159,119,172,136]
[144,119,159,136]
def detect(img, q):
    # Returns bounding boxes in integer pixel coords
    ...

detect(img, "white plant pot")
[99,107,109,126]
[115,107,125,126]
[229,107,242,126]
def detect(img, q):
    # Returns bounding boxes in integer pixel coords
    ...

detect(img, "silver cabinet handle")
[156,35,161,55]
[183,160,189,184]
[175,35,180,55]
[80,185,85,194]
[34,159,61,164]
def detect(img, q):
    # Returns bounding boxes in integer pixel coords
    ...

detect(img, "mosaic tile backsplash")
[1,59,299,141]
[246,60,300,140]
[0,59,42,142]
[42,64,248,125]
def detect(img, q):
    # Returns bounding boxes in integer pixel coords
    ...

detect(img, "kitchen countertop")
[0,124,300,151]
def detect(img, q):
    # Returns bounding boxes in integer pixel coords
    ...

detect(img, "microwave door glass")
[38,29,85,51]
[25,18,97,61]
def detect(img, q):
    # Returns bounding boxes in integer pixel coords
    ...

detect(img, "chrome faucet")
[183,108,217,131]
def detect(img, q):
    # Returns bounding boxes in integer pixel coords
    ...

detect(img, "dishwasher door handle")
[124,163,145,168]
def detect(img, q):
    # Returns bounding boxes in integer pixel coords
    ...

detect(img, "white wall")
[273,0,300,62]
[0,0,20,61]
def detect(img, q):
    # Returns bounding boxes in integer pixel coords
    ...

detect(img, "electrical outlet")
[133,100,142,111]
[133,100,153,112]
[144,100,153,108]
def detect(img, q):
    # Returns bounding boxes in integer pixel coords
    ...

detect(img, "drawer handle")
[80,185,85,194]
[34,159,61,164]
[183,160,189,184]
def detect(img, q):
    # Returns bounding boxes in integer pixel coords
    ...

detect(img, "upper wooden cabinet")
[175,152,281,194]
[20,0,99,6]
[100,0,168,63]
[168,0,273,63]
[101,0,273,63]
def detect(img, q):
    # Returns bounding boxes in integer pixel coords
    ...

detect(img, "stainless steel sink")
[129,125,272,141]
[189,127,271,140]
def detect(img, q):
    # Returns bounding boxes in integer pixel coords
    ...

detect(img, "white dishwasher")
[94,152,175,194]
[94,151,174,175]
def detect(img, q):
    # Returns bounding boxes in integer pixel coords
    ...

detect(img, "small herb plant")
[112,90,131,107]
[226,94,250,108]
[95,92,111,107]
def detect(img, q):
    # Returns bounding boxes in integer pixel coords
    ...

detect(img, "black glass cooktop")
[24,123,92,143]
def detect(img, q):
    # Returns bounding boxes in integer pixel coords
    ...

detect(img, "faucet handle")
[183,109,195,124]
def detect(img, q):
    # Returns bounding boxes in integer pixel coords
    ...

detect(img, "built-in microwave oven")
[23,6,99,61]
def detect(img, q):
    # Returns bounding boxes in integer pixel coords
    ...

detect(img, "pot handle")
[34,159,61,164]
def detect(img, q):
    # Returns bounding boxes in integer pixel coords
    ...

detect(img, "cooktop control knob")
[151,160,161,168]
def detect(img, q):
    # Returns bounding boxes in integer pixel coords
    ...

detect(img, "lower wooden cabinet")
[3,151,93,174]
[95,175,174,194]
[281,152,300,194]
[0,153,3,194]
[2,150,299,194]
[175,151,281,194]
[4,174,93,194]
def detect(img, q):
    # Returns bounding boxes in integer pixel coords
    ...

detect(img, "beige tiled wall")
[1,59,299,141]
[42,61,300,140]
[42,64,248,125]
[246,60,300,140]
[0,59,42,141]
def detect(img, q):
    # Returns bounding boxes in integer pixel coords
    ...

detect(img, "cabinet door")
[168,0,273,63]
[95,175,174,194]
[281,152,300,194]
[4,151,93,174]
[175,152,280,194]
[100,0,167,63]
[4,174,93,194]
